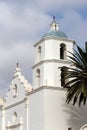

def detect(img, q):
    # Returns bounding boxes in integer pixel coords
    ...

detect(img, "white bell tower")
[32,17,75,89]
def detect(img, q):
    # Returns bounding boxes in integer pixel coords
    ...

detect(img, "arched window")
[61,67,67,87]
[80,124,87,130]
[68,128,72,130]
[60,43,66,59]
[36,69,40,88]
[38,46,41,61]
[13,84,17,97]
[13,112,17,122]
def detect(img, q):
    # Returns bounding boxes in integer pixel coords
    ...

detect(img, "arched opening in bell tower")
[36,69,40,88]
[60,43,66,59]
[38,46,41,61]
[61,66,67,87]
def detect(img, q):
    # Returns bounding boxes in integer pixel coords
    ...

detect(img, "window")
[60,43,66,59]
[38,46,41,61]
[13,84,17,97]
[55,24,56,30]
[68,128,72,130]
[61,67,67,87]
[80,124,87,130]
[36,69,40,88]
[13,112,17,122]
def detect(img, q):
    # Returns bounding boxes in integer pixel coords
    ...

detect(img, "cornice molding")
[4,86,66,109]
[5,98,26,110]
[26,86,67,96]
[32,59,71,69]
[34,37,75,47]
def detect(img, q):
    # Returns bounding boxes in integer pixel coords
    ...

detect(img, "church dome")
[42,16,67,39]
[42,30,67,38]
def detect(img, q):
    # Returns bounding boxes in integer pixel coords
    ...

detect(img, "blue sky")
[0,0,87,96]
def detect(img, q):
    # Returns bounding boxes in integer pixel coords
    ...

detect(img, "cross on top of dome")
[50,16,59,31]
[53,16,55,21]
[16,62,19,68]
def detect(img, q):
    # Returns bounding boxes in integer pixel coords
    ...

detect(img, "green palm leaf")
[64,42,87,106]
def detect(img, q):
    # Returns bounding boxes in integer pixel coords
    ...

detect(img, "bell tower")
[32,17,75,89]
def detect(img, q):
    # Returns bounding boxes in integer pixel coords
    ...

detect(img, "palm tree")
[64,42,87,106]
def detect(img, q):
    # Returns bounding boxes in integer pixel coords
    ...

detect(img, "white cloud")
[0,2,51,47]
[59,10,87,47]
[27,0,87,13]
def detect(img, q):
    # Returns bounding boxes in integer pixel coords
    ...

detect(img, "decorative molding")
[12,75,18,79]
[6,122,22,129]
[34,36,75,47]
[5,98,26,110]
[34,38,44,47]
[26,86,66,96]
[32,59,71,69]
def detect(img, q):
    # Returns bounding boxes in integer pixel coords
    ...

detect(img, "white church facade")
[0,17,87,130]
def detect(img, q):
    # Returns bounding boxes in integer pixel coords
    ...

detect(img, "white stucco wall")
[44,88,70,130]
[5,77,25,106]
[35,41,45,63]
[5,102,27,130]
[34,38,74,61]
[29,87,87,130]
[2,74,29,130]
[44,88,87,130]
[37,38,74,60]
[29,89,44,130]
[33,61,72,88]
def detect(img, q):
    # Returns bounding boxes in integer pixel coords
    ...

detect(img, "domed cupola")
[42,16,67,39]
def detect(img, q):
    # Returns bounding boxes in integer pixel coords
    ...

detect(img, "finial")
[16,62,19,67]
[53,16,55,21]
[50,16,59,31]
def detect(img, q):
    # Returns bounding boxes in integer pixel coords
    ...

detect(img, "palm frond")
[63,43,87,106]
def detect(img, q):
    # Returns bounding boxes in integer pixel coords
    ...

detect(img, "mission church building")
[0,17,87,130]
